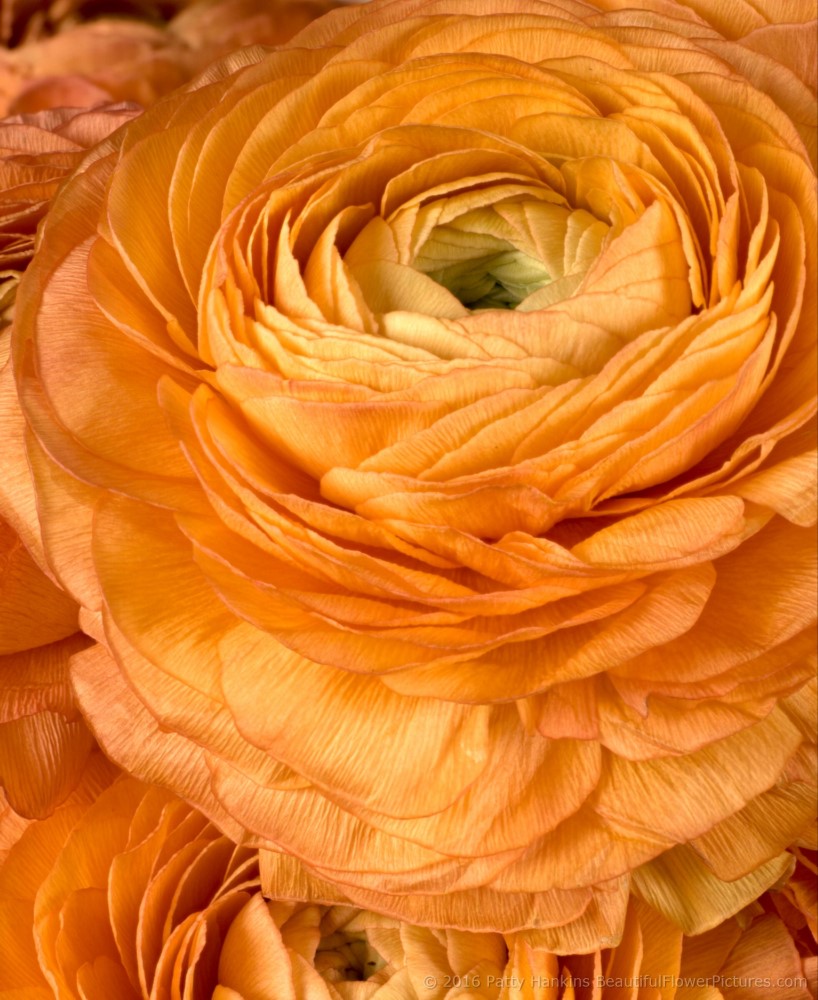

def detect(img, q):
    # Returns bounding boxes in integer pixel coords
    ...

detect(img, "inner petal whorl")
[315,928,388,983]
[414,216,552,309]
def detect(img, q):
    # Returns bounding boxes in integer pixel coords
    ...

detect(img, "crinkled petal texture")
[11,0,817,952]
[0,512,95,820]
[170,0,352,67]
[0,760,814,999]
[0,103,141,819]
[0,343,95,822]
[0,104,140,321]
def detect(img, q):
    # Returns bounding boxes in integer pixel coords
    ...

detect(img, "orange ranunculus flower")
[8,0,817,951]
[0,758,814,999]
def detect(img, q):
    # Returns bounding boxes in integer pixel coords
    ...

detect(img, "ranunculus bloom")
[8,0,817,951]
[0,759,814,998]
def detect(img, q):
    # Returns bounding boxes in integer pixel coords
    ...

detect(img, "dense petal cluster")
[6,0,817,952]
[765,844,818,973]
[0,759,814,999]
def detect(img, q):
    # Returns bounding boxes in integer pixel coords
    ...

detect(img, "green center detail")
[316,932,387,982]
[414,223,551,310]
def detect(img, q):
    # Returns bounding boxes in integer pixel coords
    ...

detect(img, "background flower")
[0,0,192,47]
[0,102,139,321]
[0,17,191,114]
[0,511,94,820]
[0,97,143,820]
[0,0,341,115]
[7,0,817,951]
[0,759,814,998]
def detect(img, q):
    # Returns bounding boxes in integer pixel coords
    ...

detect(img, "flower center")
[314,930,387,983]
[414,221,552,310]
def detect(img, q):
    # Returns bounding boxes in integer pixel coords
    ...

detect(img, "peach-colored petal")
[0,105,140,319]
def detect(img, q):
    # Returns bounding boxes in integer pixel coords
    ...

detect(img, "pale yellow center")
[414,215,552,309]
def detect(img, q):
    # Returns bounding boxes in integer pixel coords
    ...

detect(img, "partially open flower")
[0,761,814,999]
[8,0,817,951]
